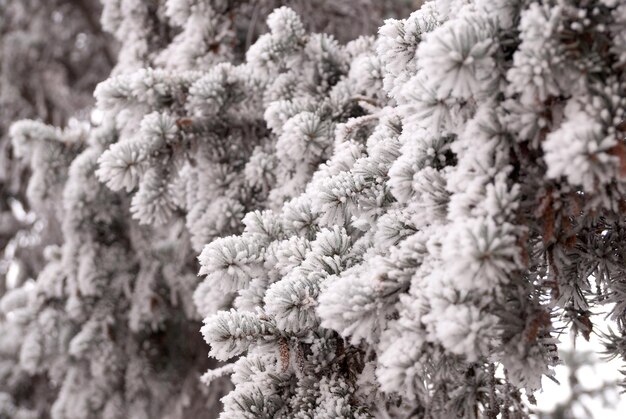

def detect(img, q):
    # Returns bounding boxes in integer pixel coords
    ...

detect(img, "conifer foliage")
[1,0,412,418]
[198,0,626,417]
[4,0,626,418]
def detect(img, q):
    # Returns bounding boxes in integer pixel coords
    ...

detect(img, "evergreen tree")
[0,1,114,416]
[2,1,413,417]
[199,0,626,417]
[7,0,626,417]
[0,0,114,315]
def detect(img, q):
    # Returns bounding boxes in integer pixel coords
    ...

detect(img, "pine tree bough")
[196,0,626,417]
[1,0,414,418]
[4,0,626,417]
